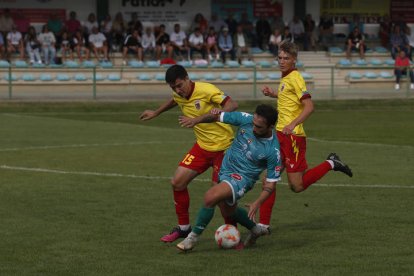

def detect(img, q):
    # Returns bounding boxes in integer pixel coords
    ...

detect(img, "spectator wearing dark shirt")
[390,25,409,59]
[122,29,143,64]
[319,13,334,50]
[155,24,172,60]
[255,14,271,50]
[346,27,366,60]
[66,11,81,36]
[303,14,315,51]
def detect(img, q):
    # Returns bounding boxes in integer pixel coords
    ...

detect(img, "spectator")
[60,31,72,62]
[233,24,252,63]
[100,14,113,52]
[394,50,414,90]
[189,13,208,34]
[268,28,282,57]
[405,26,414,61]
[72,29,89,62]
[66,11,81,36]
[141,26,156,60]
[205,26,220,61]
[122,29,143,64]
[390,25,409,59]
[303,14,316,51]
[319,13,334,50]
[289,15,305,49]
[0,32,4,59]
[155,24,172,60]
[0,8,14,36]
[24,26,41,64]
[225,13,238,35]
[281,26,294,43]
[346,26,366,60]
[170,23,189,60]
[349,14,364,35]
[89,26,108,61]
[38,24,56,64]
[112,12,127,52]
[379,15,392,49]
[47,12,63,42]
[392,13,407,33]
[209,13,227,33]
[128,12,143,35]
[255,14,271,50]
[218,27,235,63]
[7,25,24,60]
[83,13,98,37]
[188,27,206,60]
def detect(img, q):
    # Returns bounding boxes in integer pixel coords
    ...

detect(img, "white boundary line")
[1,165,413,189]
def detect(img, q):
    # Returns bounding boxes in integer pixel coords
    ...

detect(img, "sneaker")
[160,226,192,242]
[395,83,400,90]
[327,153,353,177]
[208,54,213,60]
[410,83,414,90]
[244,224,271,247]
[176,233,198,251]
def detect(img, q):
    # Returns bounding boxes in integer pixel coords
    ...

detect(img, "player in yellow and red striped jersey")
[259,41,353,229]
[140,65,238,243]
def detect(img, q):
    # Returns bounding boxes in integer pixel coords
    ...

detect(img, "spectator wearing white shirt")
[83,12,98,47]
[289,15,305,49]
[24,26,42,64]
[7,25,24,60]
[38,24,56,64]
[72,29,90,62]
[233,24,252,63]
[268,28,282,57]
[89,26,108,61]
[141,26,156,60]
[188,27,206,60]
[170,23,189,60]
[122,29,143,64]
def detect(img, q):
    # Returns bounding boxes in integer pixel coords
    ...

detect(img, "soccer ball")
[214,224,241,249]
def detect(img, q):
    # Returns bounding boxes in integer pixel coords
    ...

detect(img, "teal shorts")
[220,172,255,206]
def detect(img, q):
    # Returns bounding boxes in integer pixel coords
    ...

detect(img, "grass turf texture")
[0,99,413,275]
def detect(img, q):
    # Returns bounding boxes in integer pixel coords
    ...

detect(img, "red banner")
[390,0,414,23]
[0,8,66,23]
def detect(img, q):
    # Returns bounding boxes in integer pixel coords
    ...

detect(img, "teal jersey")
[219,111,282,187]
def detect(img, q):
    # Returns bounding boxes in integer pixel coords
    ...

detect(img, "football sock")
[302,161,332,190]
[193,207,215,235]
[173,189,190,225]
[224,216,237,226]
[231,207,256,230]
[179,224,191,231]
[259,190,276,226]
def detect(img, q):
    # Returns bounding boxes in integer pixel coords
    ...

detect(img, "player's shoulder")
[194,81,218,90]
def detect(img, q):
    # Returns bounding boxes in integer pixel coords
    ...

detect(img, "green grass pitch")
[0,99,413,275]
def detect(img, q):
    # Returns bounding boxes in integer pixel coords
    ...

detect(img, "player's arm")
[246,180,276,222]
[282,97,314,135]
[139,98,177,121]
[262,85,278,98]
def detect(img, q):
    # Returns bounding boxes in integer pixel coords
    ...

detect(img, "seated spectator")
[218,27,235,63]
[7,25,24,60]
[379,15,392,49]
[128,12,143,35]
[83,12,98,45]
[281,26,294,43]
[38,24,56,64]
[72,29,89,62]
[122,29,143,64]
[394,50,414,90]
[155,24,172,60]
[89,26,108,61]
[0,32,4,59]
[255,14,271,50]
[209,13,227,34]
[205,26,219,61]
[170,23,189,60]
[349,14,364,35]
[65,11,81,36]
[188,27,206,61]
[233,24,252,63]
[47,12,63,43]
[390,25,409,59]
[304,14,316,51]
[224,13,238,35]
[319,13,334,51]
[189,13,208,34]
[268,28,282,57]
[289,15,305,49]
[24,26,41,64]
[405,26,414,61]
[100,14,113,52]
[141,26,156,60]
[112,12,127,52]
[60,31,72,62]
[346,27,366,60]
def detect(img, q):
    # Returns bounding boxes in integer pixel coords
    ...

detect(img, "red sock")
[302,161,332,190]
[259,190,276,225]
[173,189,190,225]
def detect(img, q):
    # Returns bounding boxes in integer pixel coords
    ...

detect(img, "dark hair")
[165,65,188,83]
[255,104,278,126]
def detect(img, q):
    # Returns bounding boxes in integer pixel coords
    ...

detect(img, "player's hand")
[245,202,260,223]
[210,108,223,115]
[178,115,197,128]
[139,110,157,121]
[282,123,295,135]
[262,86,276,98]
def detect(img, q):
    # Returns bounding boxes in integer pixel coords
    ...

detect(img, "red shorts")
[277,131,308,173]
[179,143,225,183]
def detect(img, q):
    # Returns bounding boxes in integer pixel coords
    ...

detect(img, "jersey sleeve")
[293,73,311,101]
[219,111,253,126]
[266,146,282,182]
[207,84,231,106]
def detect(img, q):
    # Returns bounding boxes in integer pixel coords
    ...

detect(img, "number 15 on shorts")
[182,154,195,165]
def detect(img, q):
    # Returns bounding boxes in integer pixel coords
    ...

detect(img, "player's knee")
[289,183,304,193]
[203,191,217,208]
[170,178,187,191]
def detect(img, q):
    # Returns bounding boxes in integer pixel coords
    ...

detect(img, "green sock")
[231,207,256,230]
[193,207,215,235]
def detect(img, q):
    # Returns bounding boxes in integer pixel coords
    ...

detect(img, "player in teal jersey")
[176,104,282,251]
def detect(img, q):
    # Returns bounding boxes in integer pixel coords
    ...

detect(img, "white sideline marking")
[1,165,413,189]
[0,141,188,152]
